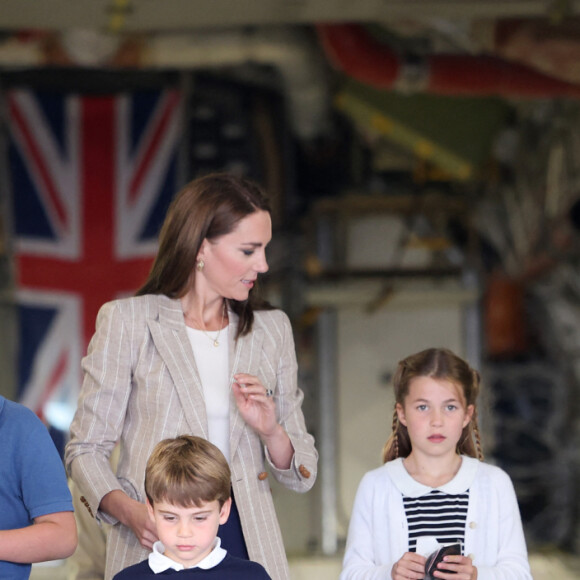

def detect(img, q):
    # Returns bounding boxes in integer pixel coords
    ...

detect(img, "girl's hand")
[434,554,477,580]
[232,373,278,438]
[391,552,426,580]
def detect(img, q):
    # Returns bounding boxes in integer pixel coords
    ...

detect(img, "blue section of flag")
[37,92,67,157]
[140,153,178,240]
[130,90,162,156]
[9,143,55,238]
[17,305,57,399]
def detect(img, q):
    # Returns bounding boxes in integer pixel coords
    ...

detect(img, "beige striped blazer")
[65,294,318,580]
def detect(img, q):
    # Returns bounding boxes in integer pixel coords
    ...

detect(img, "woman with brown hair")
[65,173,317,580]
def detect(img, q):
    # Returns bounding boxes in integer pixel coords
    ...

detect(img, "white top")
[148,538,227,572]
[186,325,230,461]
[340,456,532,580]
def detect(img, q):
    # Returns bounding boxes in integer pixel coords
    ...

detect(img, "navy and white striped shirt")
[403,489,469,552]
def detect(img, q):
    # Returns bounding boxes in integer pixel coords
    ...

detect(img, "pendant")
[213,340,219,347]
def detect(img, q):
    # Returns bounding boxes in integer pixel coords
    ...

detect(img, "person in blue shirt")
[0,395,77,579]
[113,435,270,579]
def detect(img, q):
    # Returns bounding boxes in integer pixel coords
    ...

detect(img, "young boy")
[113,435,271,579]
[0,395,77,579]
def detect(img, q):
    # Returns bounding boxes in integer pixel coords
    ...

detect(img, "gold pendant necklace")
[195,302,226,347]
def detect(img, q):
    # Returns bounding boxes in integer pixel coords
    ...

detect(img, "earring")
[196,259,205,272]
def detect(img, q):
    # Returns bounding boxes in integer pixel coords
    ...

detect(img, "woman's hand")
[100,490,158,550]
[232,373,294,470]
[434,554,478,580]
[124,500,159,550]
[232,373,278,437]
[391,552,426,580]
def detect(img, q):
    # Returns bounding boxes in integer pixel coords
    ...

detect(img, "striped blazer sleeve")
[65,299,138,523]
[260,309,318,491]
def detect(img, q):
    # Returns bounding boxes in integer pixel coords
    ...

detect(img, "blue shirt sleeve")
[18,409,73,520]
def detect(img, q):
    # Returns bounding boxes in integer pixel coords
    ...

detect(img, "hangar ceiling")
[0,1,573,32]
[1,0,579,202]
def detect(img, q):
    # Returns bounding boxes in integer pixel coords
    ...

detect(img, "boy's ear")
[146,498,155,522]
[219,497,232,525]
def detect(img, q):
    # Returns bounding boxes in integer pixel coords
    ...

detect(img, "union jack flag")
[5,87,184,427]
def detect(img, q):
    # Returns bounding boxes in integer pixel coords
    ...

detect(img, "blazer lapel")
[147,296,208,438]
[229,314,264,460]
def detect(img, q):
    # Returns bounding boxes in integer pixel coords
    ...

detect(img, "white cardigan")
[340,456,532,580]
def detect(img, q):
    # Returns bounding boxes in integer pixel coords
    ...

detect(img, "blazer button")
[258,471,268,481]
[298,464,311,479]
[469,521,477,529]
[80,496,94,517]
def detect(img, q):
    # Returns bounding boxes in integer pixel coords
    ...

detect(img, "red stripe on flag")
[81,96,153,348]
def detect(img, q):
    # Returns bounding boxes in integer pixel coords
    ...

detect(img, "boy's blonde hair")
[382,347,484,463]
[145,435,231,508]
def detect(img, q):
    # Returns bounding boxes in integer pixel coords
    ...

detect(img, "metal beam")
[0,1,575,33]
